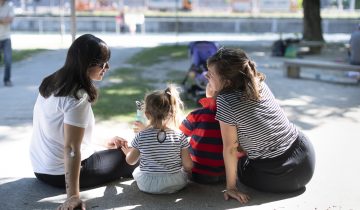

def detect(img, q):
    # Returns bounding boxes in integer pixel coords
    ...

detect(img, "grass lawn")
[12,49,46,62]
[0,49,45,65]
[93,45,199,122]
[92,66,153,122]
[128,45,188,66]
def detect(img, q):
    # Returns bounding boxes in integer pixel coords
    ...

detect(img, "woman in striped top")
[206,48,315,203]
[122,84,193,194]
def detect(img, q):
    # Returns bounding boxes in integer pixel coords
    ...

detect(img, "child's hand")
[106,136,128,149]
[133,121,146,133]
[183,167,192,175]
[121,146,132,155]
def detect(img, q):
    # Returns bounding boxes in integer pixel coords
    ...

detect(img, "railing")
[11,16,360,34]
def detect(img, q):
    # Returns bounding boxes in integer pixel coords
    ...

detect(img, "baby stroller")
[181,41,219,102]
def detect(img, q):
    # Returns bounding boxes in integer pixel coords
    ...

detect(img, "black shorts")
[35,149,137,189]
[238,131,316,193]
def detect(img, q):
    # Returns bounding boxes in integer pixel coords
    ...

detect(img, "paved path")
[1,33,360,210]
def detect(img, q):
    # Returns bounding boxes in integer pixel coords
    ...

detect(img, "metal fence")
[13,0,360,15]
[12,15,360,34]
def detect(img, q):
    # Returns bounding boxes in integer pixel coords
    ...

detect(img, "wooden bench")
[292,41,325,55]
[283,59,360,79]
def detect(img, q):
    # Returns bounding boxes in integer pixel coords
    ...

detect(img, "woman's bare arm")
[181,147,193,173]
[61,124,85,209]
[220,121,250,203]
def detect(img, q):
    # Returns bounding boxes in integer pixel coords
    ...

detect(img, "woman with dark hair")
[30,34,136,210]
[206,48,315,203]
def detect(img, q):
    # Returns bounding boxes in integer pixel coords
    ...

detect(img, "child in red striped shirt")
[180,83,245,184]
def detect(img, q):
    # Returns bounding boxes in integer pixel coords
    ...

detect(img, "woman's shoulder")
[65,89,89,102]
[75,89,89,100]
[217,90,242,102]
[61,90,90,110]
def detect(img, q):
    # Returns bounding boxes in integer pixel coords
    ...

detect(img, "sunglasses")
[98,62,109,70]
[92,62,109,70]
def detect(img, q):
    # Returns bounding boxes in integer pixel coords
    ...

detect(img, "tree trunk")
[303,0,324,41]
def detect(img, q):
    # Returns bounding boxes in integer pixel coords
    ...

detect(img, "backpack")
[271,39,286,57]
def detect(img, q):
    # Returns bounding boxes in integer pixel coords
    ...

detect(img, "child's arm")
[181,147,193,173]
[122,147,140,165]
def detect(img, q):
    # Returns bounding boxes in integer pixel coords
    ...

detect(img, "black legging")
[35,149,137,188]
[238,131,316,193]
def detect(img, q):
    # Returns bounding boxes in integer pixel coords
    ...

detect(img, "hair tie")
[164,87,172,96]
[217,46,225,59]
[248,60,256,68]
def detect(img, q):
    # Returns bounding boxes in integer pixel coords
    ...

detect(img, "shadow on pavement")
[261,64,360,131]
[0,177,305,209]
[84,180,305,209]
[0,177,64,209]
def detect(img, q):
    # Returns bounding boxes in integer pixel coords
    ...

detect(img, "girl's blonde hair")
[144,84,184,129]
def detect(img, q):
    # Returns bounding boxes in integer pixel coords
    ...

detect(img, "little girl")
[122,84,193,194]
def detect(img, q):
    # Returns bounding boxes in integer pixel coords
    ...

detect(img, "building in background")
[10,0,360,15]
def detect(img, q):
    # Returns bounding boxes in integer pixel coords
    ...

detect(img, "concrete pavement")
[1,33,360,210]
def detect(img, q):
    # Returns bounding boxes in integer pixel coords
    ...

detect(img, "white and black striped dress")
[216,82,298,159]
[131,128,190,174]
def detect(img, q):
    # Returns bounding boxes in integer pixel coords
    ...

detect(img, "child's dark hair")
[207,48,265,101]
[144,84,184,129]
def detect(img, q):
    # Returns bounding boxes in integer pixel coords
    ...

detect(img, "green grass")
[12,49,46,62]
[93,44,199,122]
[93,67,153,122]
[0,49,46,65]
[0,49,45,65]
[128,45,188,66]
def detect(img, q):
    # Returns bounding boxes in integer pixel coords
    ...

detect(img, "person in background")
[122,84,193,194]
[0,0,14,87]
[349,24,360,65]
[30,34,136,210]
[206,48,315,203]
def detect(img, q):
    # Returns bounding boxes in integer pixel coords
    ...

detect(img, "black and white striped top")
[131,128,190,173]
[216,82,298,159]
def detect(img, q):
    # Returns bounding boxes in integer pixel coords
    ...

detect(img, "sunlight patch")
[121,179,135,186]
[108,78,124,84]
[38,194,67,204]
[105,89,142,95]
[116,205,142,209]
[175,198,183,202]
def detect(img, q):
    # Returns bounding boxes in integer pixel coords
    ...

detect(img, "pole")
[349,0,355,11]
[70,0,76,42]
[175,0,179,45]
[60,0,65,43]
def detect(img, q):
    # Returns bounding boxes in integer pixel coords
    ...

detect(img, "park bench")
[282,40,325,58]
[283,58,360,79]
[296,41,325,54]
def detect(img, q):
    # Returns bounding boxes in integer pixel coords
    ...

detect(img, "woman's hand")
[106,136,128,149]
[223,188,250,204]
[57,195,85,210]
